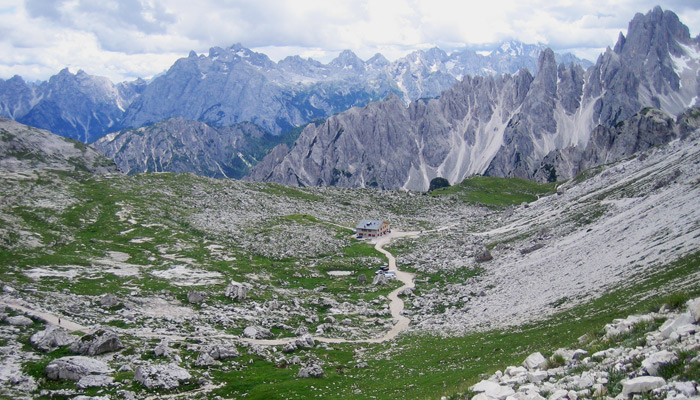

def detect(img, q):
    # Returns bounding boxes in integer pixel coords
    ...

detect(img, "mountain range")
[0,41,590,145]
[248,6,700,190]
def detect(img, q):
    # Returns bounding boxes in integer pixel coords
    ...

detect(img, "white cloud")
[1,0,699,82]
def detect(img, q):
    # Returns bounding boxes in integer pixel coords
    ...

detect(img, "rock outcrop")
[0,118,118,174]
[45,356,113,381]
[466,298,700,399]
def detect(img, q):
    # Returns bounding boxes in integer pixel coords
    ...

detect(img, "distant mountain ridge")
[93,118,300,179]
[0,41,591,143]
[248,7,700,190]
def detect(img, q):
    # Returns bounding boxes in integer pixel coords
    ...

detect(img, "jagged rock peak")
[367,53,390,67]
[620,6,693,57]
[330,50,365,68]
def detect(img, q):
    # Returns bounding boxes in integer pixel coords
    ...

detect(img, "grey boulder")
[243,326,272,340]
[70,328,123,355]
[30,325,75,352]
[298,363,324,378]
[133,363,192,390]
[7,315,33,326]
[45,356,113,381]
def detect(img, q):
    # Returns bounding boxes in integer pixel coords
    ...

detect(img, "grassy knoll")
[431,176,558,208]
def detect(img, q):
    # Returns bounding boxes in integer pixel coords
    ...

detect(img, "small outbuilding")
[355,219,389,238]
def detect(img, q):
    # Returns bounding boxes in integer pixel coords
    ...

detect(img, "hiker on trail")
[58,318,61,325]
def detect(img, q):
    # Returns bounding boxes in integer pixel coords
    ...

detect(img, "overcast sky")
[1,0,699,83]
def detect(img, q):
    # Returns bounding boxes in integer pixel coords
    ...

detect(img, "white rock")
[674,381,697,397]
[523,352,547,370]
[45,356,113,381]
[548,389,569,400]
[621,376,666,396]
[592,383,607,397]
[660,313,695,338]
[687,298,700,323]
[526,371,548,383]
[676,324,698,336]
[505,366,527,377]
[471,380,514,400]
[30,325,75,351]
[76,375,114,389]
[7,315,33,326]
[642,350,678,376]
[134,363,191,390]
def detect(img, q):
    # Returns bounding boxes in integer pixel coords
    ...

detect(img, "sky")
[1,0,699,83]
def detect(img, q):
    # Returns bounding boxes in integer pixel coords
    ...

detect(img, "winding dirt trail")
[241,230,422,345]
[0,227,454,346]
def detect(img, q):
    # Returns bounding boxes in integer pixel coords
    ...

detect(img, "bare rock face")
[533,106,696,182]
[688,298,700,323]
[45,356,113,381]
[30,325,76,352]
[77,375,114,389]
[133,363,192,390]
[0,118,118,174]
[70,328,123,356]
[522,352,548,370]
[153,341,171,358]
[94,118,270,179]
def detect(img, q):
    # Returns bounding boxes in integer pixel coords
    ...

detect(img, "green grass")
[197,251,700,400]
[4,169,700,399]
[430,176,558,208]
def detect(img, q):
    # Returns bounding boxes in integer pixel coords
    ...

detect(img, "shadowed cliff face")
[93,118,274,179]
[249,7,700,190]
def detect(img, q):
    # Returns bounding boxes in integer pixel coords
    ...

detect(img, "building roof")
[356,219,385,230]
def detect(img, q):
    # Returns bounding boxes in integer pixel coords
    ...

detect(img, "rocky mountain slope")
[249,7,700,190]
[0,118,118,174]
[0,112,698,399]
[0,70,145,143]
[92,117,293,178]
[120,42,590,137]
[0,42,588,143]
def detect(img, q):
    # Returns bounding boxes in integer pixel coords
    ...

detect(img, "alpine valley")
[1,5,700,400]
